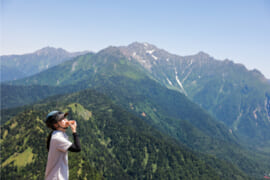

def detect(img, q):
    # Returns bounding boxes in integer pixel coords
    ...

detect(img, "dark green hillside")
[1,84,82,110]
[184,62,270,144]
[0,65,26,82]
[0,84,72,110]
[1,89,250,179]
[88,76,270,177]
[2,76,269,178]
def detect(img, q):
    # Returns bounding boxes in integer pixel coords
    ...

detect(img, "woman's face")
[58,118,69,128]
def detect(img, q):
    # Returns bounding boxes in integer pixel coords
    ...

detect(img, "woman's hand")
[69,121,77,133]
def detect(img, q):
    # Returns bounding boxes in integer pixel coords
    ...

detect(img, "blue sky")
[1,0,270,78]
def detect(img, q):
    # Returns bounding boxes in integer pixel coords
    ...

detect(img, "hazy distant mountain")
[119,42,270,149]
[0,65,27,81]
[0,47,90,82]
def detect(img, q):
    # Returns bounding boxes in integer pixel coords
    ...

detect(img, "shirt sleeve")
[54,136,72,152]
[68,133,81,152]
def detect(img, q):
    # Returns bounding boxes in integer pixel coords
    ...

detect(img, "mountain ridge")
[118,42,270,148]
[0,47,90,82]
[122,42,267,79]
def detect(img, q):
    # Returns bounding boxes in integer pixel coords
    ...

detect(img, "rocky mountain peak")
[195,51,211,59]
[127,42,158,51]
[118,42,164,70]
[98,46,125,57]
[34,46,69,56]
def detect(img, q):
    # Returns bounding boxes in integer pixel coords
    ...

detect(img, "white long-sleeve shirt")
[45,131,72,180]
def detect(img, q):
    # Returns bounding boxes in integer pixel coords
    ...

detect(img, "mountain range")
[119,42,270,149]
[1,42,270,179]
[0,47,89,82]
[4,42,270,149]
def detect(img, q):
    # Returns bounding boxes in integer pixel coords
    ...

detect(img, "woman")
[45,111,81,180]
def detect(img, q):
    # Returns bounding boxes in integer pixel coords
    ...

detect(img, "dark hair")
[47,131,54,151]
[45,114,58,129]
[46,114,58,151]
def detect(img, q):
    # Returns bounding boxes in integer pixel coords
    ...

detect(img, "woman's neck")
[56,127,66,132]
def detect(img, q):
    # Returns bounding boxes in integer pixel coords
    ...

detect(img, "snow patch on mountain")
[233,111,242,131]
[174,68,187,96]
[188,59,193,67]
[152,54,158,60]
[265,96,270,122]
[166,78,173,86]
[182,69,192,83]
[143,42,149,47]
[145,49,158,60]
[146,50,155,54]
[253,108,258,120]
[71,62,78,72]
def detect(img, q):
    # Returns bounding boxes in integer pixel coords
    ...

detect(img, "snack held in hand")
[67,120,76,126]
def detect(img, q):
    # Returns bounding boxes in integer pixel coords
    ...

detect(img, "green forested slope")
[88,76,270,177]
[1,89,251,179]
